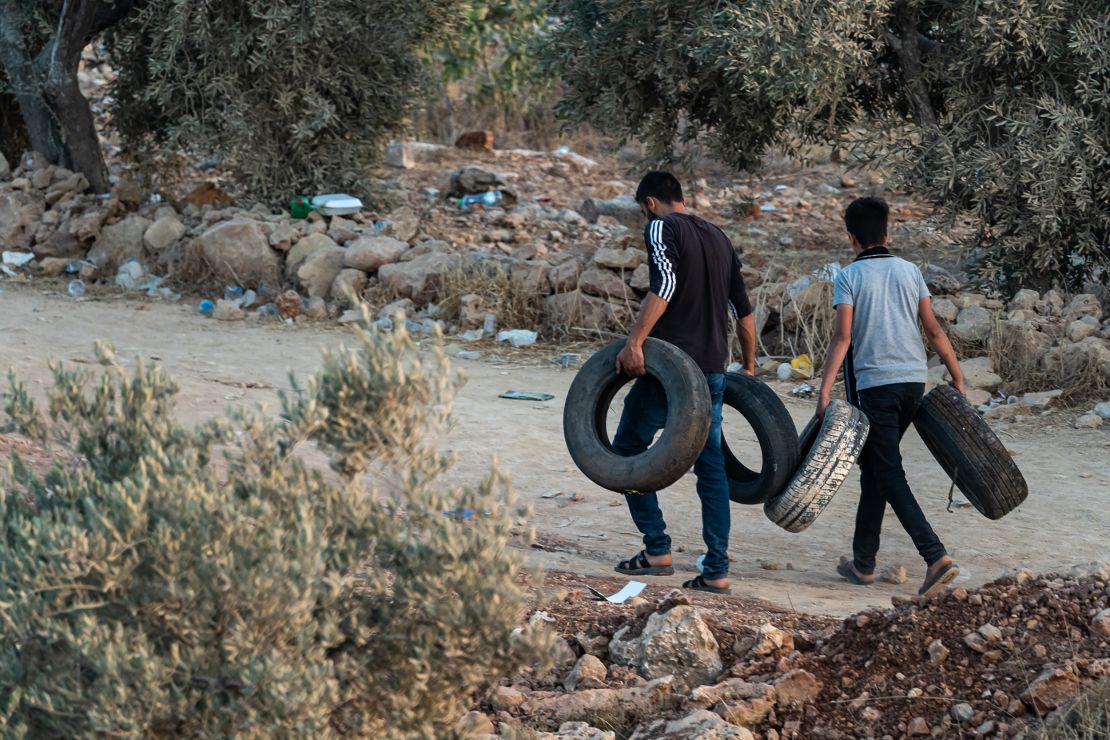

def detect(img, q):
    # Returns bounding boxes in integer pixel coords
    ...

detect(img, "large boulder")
[951,305,995,344]
[608,605,722,691]
[593,247,644,271]
[629,263,651,292]
[1064,293,1103,323]
[33,229,83,260]
[959,357,1004,391]
[1046,336,1110,384]
[549,259,581,292]
[382,206,421,243]
[378,251,461,303]
[0,191,42,250]
[88,215,151,271]
[579,266,634,302]
[1022,665,1079,715]
[285,233,339,278]
[1008,289,1039,312]
[448,166,509,198]
[344,236,409,272]
[144,216,187,252]
[997,320,1053,370]
[546,291,629,331]
[192,219,282,288]
[564,654,607,691]
[297,246,347,298]
[577,195,642,230]
[931,297,959,324]
[688,679,777,727]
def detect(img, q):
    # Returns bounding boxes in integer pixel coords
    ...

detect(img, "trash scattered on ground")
[605,581,647,604]
[497,329,538,347]
[789,354,814,379]
[460,329,484,341]
[66,279,86,298]
[455,350,481,360]
[311,193,363,216]
[500,390,555,402]
[791,383,815,399]
[542,490,564,499]
[457,190,505,209]
[198,299,215,316]
[553,353,579,367]
[2,251,34,267]
[442,507,475,520]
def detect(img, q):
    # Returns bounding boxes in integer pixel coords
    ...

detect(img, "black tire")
[764,400,870,533]
[563,338,711,494]
[721,373,800,504]
[913,384,1028,519]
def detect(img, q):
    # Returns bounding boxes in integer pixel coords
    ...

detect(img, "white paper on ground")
[606,581,647,604]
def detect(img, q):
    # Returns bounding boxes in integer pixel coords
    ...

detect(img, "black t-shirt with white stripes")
[642,213,752,373]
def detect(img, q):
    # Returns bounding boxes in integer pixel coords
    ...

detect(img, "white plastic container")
[311,193,363,216]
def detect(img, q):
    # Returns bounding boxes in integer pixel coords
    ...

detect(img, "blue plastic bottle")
[457,191,504,209]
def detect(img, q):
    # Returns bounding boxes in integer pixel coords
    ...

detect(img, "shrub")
[0,317,551,736]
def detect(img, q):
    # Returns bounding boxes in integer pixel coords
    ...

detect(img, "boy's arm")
[729,251,756,374]
[817,304,853,420]
[617,219,678,375]
[919,297,966,396]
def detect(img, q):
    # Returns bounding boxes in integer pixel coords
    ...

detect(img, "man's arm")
[728,250,756,373]
[919,297,966,396]
[817,304,853,419]
[616,293,669,376]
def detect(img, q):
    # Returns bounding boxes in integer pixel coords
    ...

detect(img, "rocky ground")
[464,567,1110,739]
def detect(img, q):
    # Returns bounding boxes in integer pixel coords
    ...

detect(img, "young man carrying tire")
[612,171,756,594]
[817,197,967,597]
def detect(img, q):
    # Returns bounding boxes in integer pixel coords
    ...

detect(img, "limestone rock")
[546,291,627,331]
[297,246,347,298]
[879,564,908,584]
[749,622,794,657]
[33,229,82,260]
[578,195,642,230]
[268,221,298,251]
[327,216,359,245]
[1064,293,1103,322]
[630,263,650,291]
[593,247,644,271]
[1068,318,1101,342]
[0,152,9,179]
[378,251,461,303]
[928,639,949,665]
[565,654,608,691]
[907,717,931,736]
[931,297,959,323]
[952,306,994,344]
[191,219,280,288]
[286,233,339,278]
[511,259,553,294]
[549,260,581,292]
[88,215,151,271]
[608,605,722,691]
[70,209,106,243]
[1076,413,1104,429]
[490,685,526,712]
[629,710,754,740]
[1092,609,1110,638]
[144,216,186,252]
[1037,290,1065,316]
[579,266,633,301]
[344,236,409,273]
[959,357,1004,391]
[687,679,775,709]
[536,721,616,740]
[1008,289,1039,312]
[520,676,674,731]
[772,669,823,706]
[448,166,509,198]
[1022,666,1079,714]
[213,298,246,321]
[331,268,368,304]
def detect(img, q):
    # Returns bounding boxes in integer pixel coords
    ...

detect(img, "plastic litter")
[460,329,484,342]
[813,261,843,281]
[224,285,245,301]
[67,279,86,298]
[2,251,34,267]
[726,361,743,373]
[483,313,497,336]
[554,146,571,155]
[791,383,815,399]
[373,318,393,331]
[198,299,216,316]
[500,390,554,402]
[696,554,705,573]
[786,275,811,301]
[759,204,778,213]
[311,193,363,216]
[456,351,481,361]
[457,191,504,209]
[257,303,279,317]
[553,353,579,367]
[776,363,793,382]
[115,260,145,290]
[789,354,814,380]
[497,329,537,348]
[442,508,475,520]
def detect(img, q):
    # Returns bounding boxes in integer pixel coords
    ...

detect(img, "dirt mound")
[488,568,1110,739]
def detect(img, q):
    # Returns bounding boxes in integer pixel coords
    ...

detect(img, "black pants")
[852,382,947,574]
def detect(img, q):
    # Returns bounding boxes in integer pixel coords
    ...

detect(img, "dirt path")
[2,283,1107,616]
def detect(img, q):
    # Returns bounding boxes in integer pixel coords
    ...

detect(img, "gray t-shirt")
[832,253,930,393]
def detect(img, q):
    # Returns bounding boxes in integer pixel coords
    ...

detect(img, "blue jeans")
[611,373,730,580]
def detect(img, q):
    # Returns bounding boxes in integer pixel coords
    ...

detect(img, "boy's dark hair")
[844,197,890,247]
[635,171,683,204]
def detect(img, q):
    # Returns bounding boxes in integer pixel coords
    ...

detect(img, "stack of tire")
[564,339,1027,530]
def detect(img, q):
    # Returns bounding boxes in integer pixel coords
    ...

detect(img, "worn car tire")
[913,384,1028,519]
[764,400,870,532]
[563,338,711,494]
[721,372,800,505]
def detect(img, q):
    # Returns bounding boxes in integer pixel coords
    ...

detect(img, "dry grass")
[437,263,547,333]
[1036,680,1110,740]
[987,320,1109,406]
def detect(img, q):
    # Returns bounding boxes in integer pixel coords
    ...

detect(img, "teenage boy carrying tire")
[817,197,967,597]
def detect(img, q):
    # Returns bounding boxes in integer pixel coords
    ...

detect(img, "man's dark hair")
[635,171,684,204]
[844,197,889,248]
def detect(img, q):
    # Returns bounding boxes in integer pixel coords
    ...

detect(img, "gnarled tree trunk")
[0,0,138,192]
